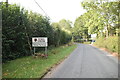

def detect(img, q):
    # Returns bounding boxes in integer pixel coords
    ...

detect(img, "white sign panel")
[32,37,48,47]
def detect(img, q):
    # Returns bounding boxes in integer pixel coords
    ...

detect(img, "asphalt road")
[44,44,118,78]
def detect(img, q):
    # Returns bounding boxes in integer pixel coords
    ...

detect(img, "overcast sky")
[1,0,87,23]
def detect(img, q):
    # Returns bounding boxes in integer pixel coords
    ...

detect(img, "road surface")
[44,44,118,78]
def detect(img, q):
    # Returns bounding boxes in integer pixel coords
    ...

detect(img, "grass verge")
[94,36,119,54]
[2,44,77,78]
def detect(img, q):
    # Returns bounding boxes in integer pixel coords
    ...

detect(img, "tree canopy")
[73,0,119,42]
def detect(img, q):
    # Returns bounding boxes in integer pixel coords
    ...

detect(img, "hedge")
[94,36,119,54]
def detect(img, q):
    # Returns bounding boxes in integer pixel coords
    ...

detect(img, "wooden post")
[34,47,35,55]
[45,47,47,58]
[6,0,8,7]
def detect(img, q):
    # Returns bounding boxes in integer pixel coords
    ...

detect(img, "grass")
[83,41,91,44]
[2,44,77,78]
[94,36,119,54]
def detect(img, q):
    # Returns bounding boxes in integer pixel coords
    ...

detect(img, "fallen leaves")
[3,73,8,76]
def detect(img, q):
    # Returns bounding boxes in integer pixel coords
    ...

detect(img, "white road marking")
[106,55,113,56]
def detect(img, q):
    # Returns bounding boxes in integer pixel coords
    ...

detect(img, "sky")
[1,0,87,23]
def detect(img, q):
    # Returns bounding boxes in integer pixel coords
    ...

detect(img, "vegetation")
[83,41,91,44]
[2,3,72,63]
[3,44,76,78]
[94,36,119,53]
[2,2,74,78]
[73,0,119,40]
[72,0,119,54]
[2,0,119,62]
[2,0,119,78]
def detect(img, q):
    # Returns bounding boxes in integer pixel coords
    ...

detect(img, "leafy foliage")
[81,1,119,37]
[73,0,119,43]
[2,3,72,62]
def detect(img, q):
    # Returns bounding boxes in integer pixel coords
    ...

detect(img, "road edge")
[90,44,119,59]
[40,45,77,79]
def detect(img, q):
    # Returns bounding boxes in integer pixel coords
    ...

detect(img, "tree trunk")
[25,27,33,56]
[26,33,33,56]
[106,25,109,38]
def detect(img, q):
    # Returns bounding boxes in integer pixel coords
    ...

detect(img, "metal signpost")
[32,37,48,56]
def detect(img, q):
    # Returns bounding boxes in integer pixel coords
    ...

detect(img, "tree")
[73,13,90,42]
[59,19,72,31]
[51,22,61,46]
[2,3,72,62]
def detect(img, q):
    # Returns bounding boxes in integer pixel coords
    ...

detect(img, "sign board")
[32,37,48,47]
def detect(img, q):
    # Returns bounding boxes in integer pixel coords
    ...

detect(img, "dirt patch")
[91,44,119,58]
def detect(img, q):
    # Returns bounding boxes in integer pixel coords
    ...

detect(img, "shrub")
[2,3,72,62]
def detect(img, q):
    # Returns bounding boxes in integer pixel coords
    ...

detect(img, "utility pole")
[6,0,8,7]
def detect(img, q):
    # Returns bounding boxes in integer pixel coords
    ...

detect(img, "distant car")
[92,40,95,42]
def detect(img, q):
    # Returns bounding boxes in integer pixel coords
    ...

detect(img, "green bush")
[94,36,119,54]
[2,3,72,63]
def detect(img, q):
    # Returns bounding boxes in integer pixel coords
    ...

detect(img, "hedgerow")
[2,3,72,62]
[94,36,119,54]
